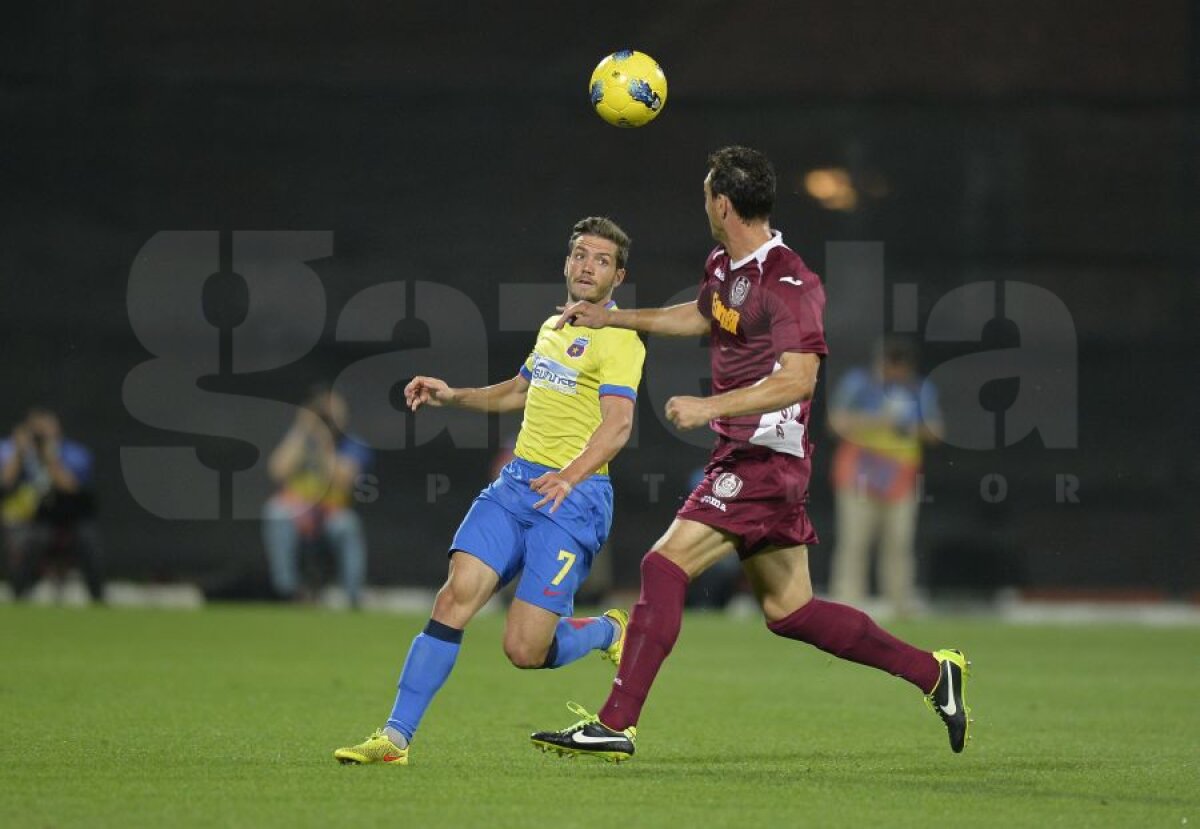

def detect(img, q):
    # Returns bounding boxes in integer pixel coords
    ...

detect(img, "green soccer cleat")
[601,608,629,668]
[530,702,636,763]
[925,648,972,753]
[333,729,409,766]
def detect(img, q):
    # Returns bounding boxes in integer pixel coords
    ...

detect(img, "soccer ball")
[588,50,668,128]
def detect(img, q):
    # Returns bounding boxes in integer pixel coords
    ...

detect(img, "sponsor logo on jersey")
[699,495,727,512]
[714,264,726,282]
[566,336,590,358]
[711,292,741,334]
[712,472,744,499]
[530,355,579,395]
[730,275,751,307]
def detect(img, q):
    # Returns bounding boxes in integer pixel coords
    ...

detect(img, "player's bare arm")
[665,351,821,430]
[530,394,635,513]
[555,301,707,337]
[405,374,530,414]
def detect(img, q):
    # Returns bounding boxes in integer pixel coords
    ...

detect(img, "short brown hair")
[568,216,631,269]
[707,146,776,221]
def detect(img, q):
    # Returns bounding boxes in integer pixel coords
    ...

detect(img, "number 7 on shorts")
[551,550,577,586]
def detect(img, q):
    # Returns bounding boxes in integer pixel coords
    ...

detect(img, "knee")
[430,573,489,624]
[503,636,550,670]
[640,549,692,582]
[431,580,473,619]
[762,594,811,627]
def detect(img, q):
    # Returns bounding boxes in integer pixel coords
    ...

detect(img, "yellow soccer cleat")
[601,608,629,668]
[333,729,409,766]
[925,648,972,753]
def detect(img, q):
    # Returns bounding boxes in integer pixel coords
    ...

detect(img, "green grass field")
[2,605,1197,828]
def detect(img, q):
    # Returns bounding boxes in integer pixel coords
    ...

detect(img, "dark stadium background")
[2,1,1197,600]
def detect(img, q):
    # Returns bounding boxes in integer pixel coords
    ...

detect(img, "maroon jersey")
[696,232,828,457]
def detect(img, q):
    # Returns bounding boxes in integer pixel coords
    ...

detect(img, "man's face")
[703,171,725,243]
[564,234,624,303]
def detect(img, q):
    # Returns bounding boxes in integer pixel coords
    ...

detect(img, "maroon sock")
[767,598,939,693]
[598,552,688,731]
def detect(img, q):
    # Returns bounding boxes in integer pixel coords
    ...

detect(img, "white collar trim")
[729,230,785,271]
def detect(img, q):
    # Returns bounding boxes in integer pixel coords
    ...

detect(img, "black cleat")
[925,648,972,753]
[530,702,635,763]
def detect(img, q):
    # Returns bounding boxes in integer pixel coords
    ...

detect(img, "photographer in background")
[261,386,373,608]
[1,408,105,603]
[828,338,943,617]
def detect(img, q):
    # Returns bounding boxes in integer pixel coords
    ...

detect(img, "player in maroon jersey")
[530,146,970,761]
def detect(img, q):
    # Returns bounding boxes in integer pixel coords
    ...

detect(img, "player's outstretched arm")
[530,395,635,512]
[555,301,708,337]
[665,352,821,430]
[405,374,530,414]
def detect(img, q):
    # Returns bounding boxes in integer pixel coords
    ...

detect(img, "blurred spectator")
[262,387,373,608]
[1,408,105,602]
[828,338,942,616]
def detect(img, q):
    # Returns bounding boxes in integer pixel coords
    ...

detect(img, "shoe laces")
[560,701,636,740]
[562,701,599,733]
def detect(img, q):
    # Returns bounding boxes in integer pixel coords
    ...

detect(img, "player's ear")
[613,268,626,288]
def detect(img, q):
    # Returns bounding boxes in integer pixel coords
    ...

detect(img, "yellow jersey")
[514,306,645,475]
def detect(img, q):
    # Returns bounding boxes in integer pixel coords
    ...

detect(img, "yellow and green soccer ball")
[588,50,668,128]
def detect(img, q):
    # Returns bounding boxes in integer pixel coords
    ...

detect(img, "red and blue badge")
[566,336,590,358]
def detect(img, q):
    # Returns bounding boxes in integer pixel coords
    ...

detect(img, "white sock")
[383,726,409,749]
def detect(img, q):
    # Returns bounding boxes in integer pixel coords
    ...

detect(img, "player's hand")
[665,396,715,431]
[555,300,610,331]
[404,376,455,412]
[530,471,573,513]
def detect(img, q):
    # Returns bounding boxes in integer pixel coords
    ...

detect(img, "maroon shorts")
[676,439,818,558]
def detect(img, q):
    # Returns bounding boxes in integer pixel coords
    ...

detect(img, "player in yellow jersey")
[334,217,645,765]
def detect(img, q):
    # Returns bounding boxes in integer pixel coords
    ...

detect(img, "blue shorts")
[450,457,614,616]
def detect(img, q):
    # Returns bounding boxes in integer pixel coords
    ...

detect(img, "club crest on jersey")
[730,275,751,307]
[566,336,590,358]
[712,473,744,499]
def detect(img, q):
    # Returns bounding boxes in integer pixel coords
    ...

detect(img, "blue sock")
[542,616,617,669]
[385,619,463,742]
